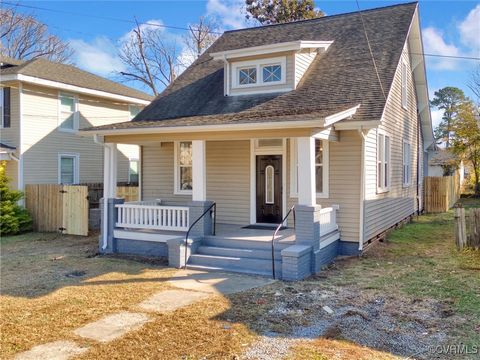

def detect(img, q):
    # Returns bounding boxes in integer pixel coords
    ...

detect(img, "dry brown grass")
[288,338,403,360]
[0,233,177,358]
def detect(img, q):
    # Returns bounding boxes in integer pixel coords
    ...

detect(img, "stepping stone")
[15,341,87,360]
[73,311,149,343]
[138,289,209,312]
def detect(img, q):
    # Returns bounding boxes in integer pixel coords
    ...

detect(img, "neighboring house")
[427,147,464,183]
[82,3,434,280]
[0,56,152,192]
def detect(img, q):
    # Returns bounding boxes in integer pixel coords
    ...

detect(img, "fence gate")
[25,184,89,236]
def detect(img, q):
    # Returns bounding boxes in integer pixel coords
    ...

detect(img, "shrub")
[0,161,32,235]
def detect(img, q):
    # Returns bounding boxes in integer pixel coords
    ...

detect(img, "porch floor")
[214,223,295,244]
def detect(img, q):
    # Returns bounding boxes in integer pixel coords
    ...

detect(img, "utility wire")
[355,0,387,101]
[3,0,480,63]
[1,1,223,35]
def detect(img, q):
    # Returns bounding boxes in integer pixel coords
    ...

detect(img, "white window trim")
[128,158,140,183]
[58,153,80,185]
[403,140,411,187]
[290,138,329,199]
[58,92,79,133]
[174,141,193,195]
[0,87,4,128]
[401,59,408,110]
[232,56,287,89]
[377,131,391,194]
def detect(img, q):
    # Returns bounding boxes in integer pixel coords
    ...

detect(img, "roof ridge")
[224,1,418,34]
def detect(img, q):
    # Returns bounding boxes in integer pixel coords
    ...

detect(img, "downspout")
[94,134,109,250]
[358,127,368,252]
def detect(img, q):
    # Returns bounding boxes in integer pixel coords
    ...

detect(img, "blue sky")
[7,1,480,127]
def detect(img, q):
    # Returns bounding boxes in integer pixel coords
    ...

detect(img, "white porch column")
[103,143,117,198]
[297,137,316,206]
[192,140,206,201]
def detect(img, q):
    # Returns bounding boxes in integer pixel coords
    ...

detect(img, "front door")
[256,155,282,223]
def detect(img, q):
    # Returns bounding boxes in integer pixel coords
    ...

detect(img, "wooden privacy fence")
[454,204,480,250]
[81,182,139,208]
[424,175,460,213]
[25,184,89,236]
[116,186,139,203]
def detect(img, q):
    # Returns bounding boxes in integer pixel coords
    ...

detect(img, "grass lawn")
[1,198,479,359]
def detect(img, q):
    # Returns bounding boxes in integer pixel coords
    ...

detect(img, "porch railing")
[115,202,189,231]
[319,205,339,236]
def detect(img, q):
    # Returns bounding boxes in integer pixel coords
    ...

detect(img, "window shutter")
[3,87,11,128]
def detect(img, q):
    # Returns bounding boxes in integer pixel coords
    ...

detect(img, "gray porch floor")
[214,223,295,243]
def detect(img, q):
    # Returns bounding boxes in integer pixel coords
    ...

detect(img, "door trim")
[250,139,287,225]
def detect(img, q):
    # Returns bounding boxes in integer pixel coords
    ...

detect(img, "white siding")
[141,140,251,225]
[295,50,317,87]
[20,84,140,185]
[363,44,422,241]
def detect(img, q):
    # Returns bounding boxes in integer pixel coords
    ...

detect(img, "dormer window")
[239,67,257,85]
[233,57,286,89]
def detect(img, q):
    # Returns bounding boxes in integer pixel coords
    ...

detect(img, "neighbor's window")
[238,67,257,85]
[403,141,411,186]
[59,93,77,131]
[59,154,79,184]
[0,87,4,127]
[175,141,192,193]
[401,60,407,109]
[377,133,390,192]
[262,64,281,83]
[129,159,139,183]
[290,138,329,198]
[1,87,10,128]
[129,105,141,120]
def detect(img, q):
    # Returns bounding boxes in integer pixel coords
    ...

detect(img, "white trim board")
[1,74,150,105]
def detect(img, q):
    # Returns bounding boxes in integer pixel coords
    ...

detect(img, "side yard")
[1,198,479,359]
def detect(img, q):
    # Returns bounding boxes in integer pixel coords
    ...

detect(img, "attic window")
[232,56,286,89]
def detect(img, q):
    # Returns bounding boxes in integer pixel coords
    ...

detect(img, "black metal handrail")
[184,202,216,269]
[271,205,295,279]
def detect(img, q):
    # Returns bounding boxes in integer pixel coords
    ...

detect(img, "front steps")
[186,235,291,278]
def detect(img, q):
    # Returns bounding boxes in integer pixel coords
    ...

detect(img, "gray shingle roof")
[0,56,153,101]
[84,2,417,132]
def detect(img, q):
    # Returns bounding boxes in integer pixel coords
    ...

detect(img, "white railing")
[319,205,339,236]
[115,202,189,231]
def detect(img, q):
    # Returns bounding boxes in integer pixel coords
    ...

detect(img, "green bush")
[0,161,32,235]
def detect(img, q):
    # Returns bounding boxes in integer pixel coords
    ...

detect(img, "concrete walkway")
[14,269,274,360]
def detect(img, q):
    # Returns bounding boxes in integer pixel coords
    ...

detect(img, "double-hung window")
[401,60,408,109]
[403,141,411,186]
[58,153,79,184]
[290,138,329,198]
[377,133,390,192]
[129,105,141,120]
[0,87,10,128]
[59,93,77,131]
[175,141,193,194]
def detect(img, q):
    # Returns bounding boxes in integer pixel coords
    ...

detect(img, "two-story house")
[82,2,434,280]
[0,56,152,192]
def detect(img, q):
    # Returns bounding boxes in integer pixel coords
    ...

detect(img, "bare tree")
[0,7,73,63]
[183,17,219,60]
[118,20,180,96]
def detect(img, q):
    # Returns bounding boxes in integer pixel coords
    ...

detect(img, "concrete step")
[197,245,282,260]
[202,235,293,251]
[186,264,274,278]
[188,253,281,277]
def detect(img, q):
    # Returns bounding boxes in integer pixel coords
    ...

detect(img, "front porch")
[99,134,351,280]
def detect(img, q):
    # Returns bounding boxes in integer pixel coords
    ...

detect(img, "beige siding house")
[0,57,152,192]
[81,3,434,280]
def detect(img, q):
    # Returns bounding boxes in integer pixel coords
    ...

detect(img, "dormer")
[210,40,333,96]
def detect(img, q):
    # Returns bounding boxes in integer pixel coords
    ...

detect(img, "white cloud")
[431,109,443,128]
[69,36,125,76]
[422,27,461,70]
[459,4,480,53]
[206,0,248,30]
